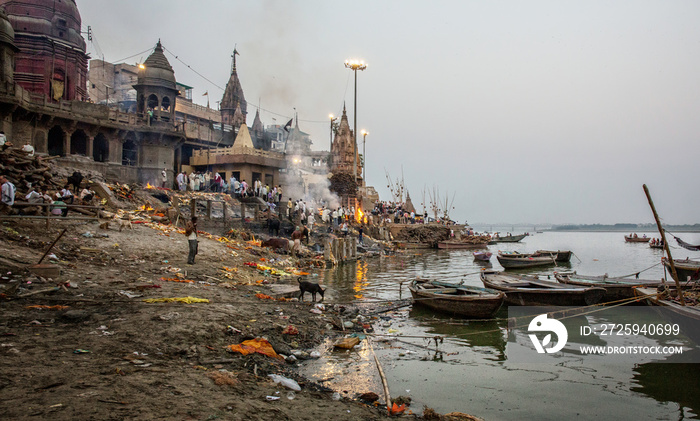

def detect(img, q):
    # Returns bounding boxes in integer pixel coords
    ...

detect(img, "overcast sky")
[78,0,700,225]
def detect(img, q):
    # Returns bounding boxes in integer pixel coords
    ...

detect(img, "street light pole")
[361,130,369,184]
[344,59,367,189]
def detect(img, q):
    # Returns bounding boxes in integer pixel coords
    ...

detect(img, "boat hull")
[473,251,492,261]
[634,287,700,344]
[555,274,654,302]
[408,280,505,318]
[488,234,527,244]
[625,236,650,243]
[481,271,606,306]
[533,250,572,263]
[663,258,700,282]
[437,241,489,250]
[497,254,556,269]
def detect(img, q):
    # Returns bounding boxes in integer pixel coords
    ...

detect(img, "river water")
[299,231,700,420]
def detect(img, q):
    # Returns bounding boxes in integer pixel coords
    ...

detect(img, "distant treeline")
[551,223,700,232]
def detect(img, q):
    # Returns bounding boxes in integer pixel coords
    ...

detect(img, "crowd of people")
[0,176,95,217]
[169,169,284,204]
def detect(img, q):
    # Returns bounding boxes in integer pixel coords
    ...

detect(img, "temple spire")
[231,46,239,74]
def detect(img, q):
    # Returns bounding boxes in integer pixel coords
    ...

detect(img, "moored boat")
[408,278,505,318]
[488,234,527,244]
[480,270,606,306]
[473,251,492,261]
[437,239,490,249]
[496,251,556,269]
[554,272,666,302]
[625,235,651,243]
[663,257,700,282]
[634,287,700,344]
[533,250,572,263]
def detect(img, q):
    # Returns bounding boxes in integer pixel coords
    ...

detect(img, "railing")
[0,202,102,228]
[192,146,285,160]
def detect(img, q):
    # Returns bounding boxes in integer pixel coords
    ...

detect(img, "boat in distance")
[497,251,556,269]
[488,234,527,244]
[480,270,606,306]
[625,235,651,243]
[437,239,489,249]
[554,272,667,302]
[408,278,505,318]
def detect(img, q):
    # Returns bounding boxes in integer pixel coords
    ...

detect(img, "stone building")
[330,104,361,182]
[189,124,285,188]
[0,0,88,101]
[220,49,246,131]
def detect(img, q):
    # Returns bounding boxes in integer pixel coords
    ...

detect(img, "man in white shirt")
[161,169,167,188]
[22,141,34,157]
[1,175,16,214]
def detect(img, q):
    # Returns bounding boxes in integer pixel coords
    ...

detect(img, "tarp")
[227,338,282,360]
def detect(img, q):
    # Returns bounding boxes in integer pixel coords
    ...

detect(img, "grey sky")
[78,0,700,225]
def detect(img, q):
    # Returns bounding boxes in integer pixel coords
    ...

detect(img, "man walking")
[185,216,198,265]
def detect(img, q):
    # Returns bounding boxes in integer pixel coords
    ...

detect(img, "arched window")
[93,133,109,162]
[147,94,158,110]
[122,138,138,166]
[70,130,88,155]
[47,126,65,156]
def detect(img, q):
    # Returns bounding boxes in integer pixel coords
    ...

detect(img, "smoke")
[282,169,340,211]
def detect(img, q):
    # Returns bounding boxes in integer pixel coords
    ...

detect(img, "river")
[299,231,700,420]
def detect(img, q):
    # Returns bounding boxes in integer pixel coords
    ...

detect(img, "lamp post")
[361,130,369,184]
[344,59,367,188]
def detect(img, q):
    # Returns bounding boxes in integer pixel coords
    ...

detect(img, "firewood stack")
[0,146,57,195]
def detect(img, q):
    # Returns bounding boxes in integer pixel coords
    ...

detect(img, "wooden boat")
[408,278,505,318]
[663,257,700,282]
[649,243,664,249]
[533,250,572,263]
[480,270,606,306]
[625,235,650,243]
[489,234,527,244]
[554,272,667,302]
[473,251,492,261]
[394,241,433,250]
[437,240,489,250]
[496,252,556,269]
[634,287,700,344]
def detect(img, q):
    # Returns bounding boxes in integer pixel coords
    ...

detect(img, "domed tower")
[221,48,247,128]
[0,9,19,84]
[133,40,178,123]
[0,0,88,100]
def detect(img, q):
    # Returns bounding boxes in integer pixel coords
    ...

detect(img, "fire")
[355,207,364,224]
[146,182,155,189]
[139,205,154,211]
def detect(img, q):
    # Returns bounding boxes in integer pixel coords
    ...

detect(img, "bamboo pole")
[642,184,685,306]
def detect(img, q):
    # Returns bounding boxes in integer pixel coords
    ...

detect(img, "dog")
[116,215,133,232]
[297,277,324,302]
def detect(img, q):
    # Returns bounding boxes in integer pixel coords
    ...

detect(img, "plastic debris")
[268,374,301,391]
[266,396,280,401]
[309,351,321,359]
[281,325,299,335]
[73,349,90,354]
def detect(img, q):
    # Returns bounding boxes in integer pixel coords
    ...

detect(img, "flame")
[139,205,154,211]
[146,182,155,189]
[355,207,364,224]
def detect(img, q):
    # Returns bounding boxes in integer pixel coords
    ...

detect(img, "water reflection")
[409,306,508,360]
[631,349,700,419]
[302,234,700,419]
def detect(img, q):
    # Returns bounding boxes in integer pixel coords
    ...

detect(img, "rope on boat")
[615,261,663,279]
